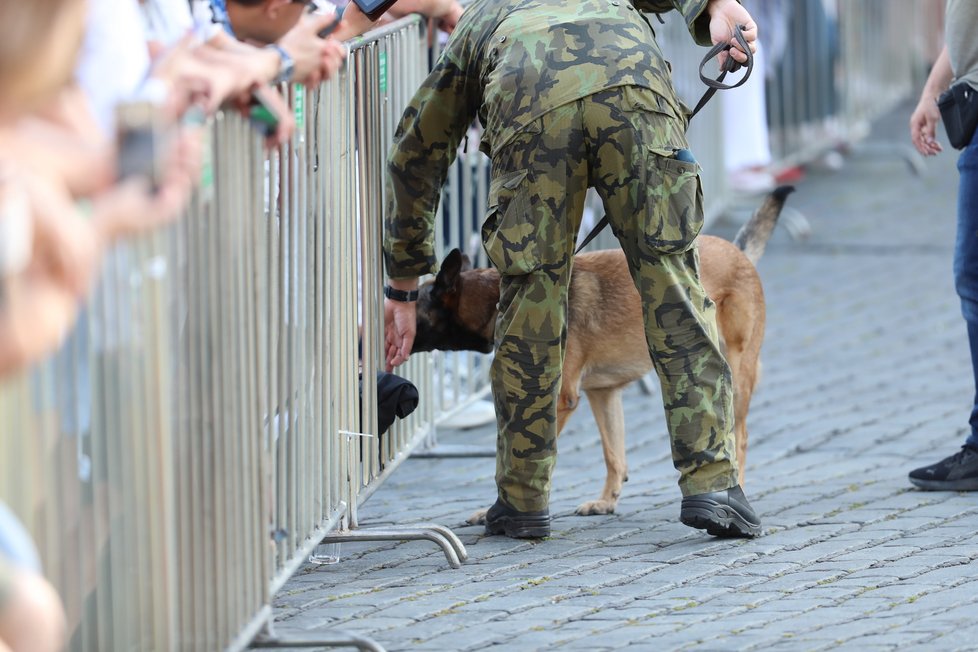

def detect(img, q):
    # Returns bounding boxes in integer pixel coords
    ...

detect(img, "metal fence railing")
[0,3,936,649]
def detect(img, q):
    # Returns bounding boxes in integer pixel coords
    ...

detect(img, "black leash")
[575,24,753,254]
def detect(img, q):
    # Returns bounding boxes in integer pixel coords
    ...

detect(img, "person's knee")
[0,570,66,652]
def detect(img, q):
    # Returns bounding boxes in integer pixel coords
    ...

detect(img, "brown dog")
[412,187,793,516]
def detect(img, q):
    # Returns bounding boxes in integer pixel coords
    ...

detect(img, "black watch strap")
[384,285,419,302]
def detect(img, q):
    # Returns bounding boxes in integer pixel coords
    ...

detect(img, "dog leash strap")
[689,24,753,119]
[575,25,753,255]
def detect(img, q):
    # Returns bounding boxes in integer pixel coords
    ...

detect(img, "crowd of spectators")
[0,0,460,649]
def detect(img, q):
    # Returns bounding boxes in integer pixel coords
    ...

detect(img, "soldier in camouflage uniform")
[383,0,763,538]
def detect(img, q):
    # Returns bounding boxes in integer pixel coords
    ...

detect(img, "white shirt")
[75,0,152,136]
[142,0,195,45]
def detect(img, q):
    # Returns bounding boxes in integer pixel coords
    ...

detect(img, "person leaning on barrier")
[317,0,466,41]
[907,0,978,491]
[200,0,348,87]
[384,0,465,35]
[0,0,203,643]
[383,0,763,539]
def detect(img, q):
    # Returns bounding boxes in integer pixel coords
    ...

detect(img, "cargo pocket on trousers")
[641,147,704,255]
[482,169,539,275]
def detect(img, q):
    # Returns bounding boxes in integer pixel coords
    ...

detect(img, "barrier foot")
[321,525,468,568]
[252,631,385,652]
[412,444,495,458]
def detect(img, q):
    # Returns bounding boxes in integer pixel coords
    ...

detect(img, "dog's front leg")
[466,508,489,525]
[575,386,627,515]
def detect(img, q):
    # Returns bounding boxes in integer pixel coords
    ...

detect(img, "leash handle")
[689,24,754,119]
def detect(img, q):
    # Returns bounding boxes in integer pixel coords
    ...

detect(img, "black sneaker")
[680,484,761,538]
[484,499,551,539]
[908,446,978,491]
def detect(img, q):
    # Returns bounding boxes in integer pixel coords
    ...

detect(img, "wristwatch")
[384,286,419,302]
[268,44,295,84]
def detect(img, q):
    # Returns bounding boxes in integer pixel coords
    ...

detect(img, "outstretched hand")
[384,298,417,372]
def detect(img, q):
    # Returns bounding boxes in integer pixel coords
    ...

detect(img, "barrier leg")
[252,631,386,652]
[319,524,468,569]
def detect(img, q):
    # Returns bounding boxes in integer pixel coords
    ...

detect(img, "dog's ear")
[459,252,472,272]
[435,249,464,294]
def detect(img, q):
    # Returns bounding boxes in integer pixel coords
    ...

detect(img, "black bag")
[938,81,978,150]
[362,371,419,436]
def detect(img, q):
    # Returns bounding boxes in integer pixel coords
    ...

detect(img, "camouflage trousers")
[483,85,738,512]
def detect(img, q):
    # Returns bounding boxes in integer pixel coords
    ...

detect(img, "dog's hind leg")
[717,318,762,488]
[575,386,627,515]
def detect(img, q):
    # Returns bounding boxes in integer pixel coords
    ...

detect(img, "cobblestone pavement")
[273,105,978,651]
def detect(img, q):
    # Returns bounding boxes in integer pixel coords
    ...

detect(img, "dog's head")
[412,249,499,355]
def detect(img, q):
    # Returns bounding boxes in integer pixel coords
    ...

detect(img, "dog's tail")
[732,185,795,265]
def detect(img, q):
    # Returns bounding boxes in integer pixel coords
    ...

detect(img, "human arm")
[276,13,348,86]
[328,4,382,42]
[910,45,953,156]
[383,35,479,369]
[634,0,756,67]
[386,0,464,34]
[0,174,97,375]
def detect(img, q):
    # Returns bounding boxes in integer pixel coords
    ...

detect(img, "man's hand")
[910,94,944,157]
[279,13,349,86]
[384,291,418,371]
[707,0,757,69]
[21,173,100,299]
[435,1,464,34]
[910,46,953,157]
[92,128,203,243]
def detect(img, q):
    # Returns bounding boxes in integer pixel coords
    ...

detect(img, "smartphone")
[249,86,284,138]
[115,101,167,191]
[350,0,399,22]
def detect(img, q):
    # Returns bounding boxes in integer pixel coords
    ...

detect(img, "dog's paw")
[575,500,617,516]
[466,508,489,525]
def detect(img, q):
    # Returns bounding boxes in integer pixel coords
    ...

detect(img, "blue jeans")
[953,127,978,449]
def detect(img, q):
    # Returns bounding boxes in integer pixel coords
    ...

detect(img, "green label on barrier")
[201,132,214,192]
[379,52,388,94]
[294,83,305,129]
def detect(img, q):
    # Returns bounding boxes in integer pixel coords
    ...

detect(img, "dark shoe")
[909,446,978,490]
[484,499,551,539]
[680,484,761,538]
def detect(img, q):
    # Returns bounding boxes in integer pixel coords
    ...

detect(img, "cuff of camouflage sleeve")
[382,244,438,280]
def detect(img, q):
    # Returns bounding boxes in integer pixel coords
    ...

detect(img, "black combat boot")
[680,484,761,538]
[484,498,551,538]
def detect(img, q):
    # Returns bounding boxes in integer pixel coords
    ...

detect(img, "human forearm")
[387,0,455,18]
[0,277,79,375]
[922,46,954,100]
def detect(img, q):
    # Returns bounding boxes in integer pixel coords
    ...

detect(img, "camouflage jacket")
[384,0,717,279]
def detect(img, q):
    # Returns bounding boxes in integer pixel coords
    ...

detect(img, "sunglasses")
[292,0,319,11]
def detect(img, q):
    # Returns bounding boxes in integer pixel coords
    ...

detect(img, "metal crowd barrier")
[0,15,463,652]
[0,4,937,650]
